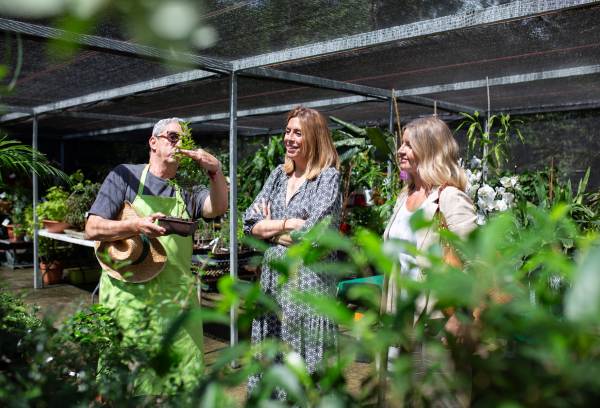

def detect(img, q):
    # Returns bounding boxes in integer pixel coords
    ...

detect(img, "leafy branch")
[0,136,70,187]
[455,111,524,171]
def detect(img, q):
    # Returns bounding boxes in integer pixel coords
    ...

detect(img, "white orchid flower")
[494,199,508,212]
[496,186,506,195]
[467,183,479,200]
[476,210,487,225]
[515,183,521,191]
[466,169,481,185]
[500,176,511,188]
[478,184,496,201]
[502,192,515,205]
[510,176,518,187]
[478,197,494,212]
[471,156,482,169]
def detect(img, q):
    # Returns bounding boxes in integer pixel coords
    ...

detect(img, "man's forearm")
[203,171,229,218]
[85,215,140,241]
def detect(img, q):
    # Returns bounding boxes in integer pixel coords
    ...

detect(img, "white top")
[387,200,426,282]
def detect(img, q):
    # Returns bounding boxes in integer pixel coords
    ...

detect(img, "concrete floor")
[0,265,374,405]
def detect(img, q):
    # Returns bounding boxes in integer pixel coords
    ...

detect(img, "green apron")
[98,165,204,396]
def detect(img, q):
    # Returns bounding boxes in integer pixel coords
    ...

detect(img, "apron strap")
[138,165,185,209]
[138,165,149,197]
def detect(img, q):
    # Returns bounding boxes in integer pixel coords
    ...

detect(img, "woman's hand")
[284,218,305,231]
[443,314,480,348]
[252,198,272,220]
[248,198,304,240]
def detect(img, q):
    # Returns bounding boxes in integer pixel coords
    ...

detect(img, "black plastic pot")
[158,217,199,237]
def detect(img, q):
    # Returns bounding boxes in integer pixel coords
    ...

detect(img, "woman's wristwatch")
[208,161,222,181]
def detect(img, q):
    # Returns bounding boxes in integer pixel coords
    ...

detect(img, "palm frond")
[0,136,70,186]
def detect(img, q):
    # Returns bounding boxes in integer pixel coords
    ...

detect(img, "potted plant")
[37,186,70,233]
[159,122,202,236]
[211,218,230,260]
[193,220,215,254]
[0,192,11,215]
[22,204,70,284]
[10,211,27,242]
[5,192,32,241]
[64,181,101,239]
[38,238,72,285]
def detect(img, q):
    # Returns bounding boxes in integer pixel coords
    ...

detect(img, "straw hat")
[95,201,167,283]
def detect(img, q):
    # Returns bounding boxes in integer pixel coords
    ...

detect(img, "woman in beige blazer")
[382,116,477,408]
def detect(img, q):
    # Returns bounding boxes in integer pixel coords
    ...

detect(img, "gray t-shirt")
[89,164,212,222]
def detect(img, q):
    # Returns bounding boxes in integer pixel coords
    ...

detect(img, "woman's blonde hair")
[400,116,467,194]
[282,106,340,179]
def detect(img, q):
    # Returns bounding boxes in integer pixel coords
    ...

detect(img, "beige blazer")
[382,186,477,317]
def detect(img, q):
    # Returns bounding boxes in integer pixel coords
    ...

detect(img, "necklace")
[410,188,427,197]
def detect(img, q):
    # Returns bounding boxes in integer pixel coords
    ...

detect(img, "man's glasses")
[155,131,181,143]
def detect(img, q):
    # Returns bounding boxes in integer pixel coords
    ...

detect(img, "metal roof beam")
[62,96,378,139]
[62,112,159,123]
[233,0,600,70]
[398,95,478,114]
[395,64,600,97]
[240,68,391,99]
[241,69,479,113]
[0,70,216,123]
[63,121,271,140]
[0,18,232,73]
[8,62,600,135]
[2,105,35,114]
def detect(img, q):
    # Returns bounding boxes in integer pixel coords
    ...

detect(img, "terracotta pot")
[42,220,71,233]
[372,191,386,206]
[339,223,352,236]
[6,224,15,240]
[0,200,11,214]
[40,261,65,285]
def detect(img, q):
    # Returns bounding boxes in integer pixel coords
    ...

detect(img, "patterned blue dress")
[243,165,342,400]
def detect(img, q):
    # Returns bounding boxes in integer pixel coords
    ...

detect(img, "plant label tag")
[2,218,10,226]
[41,197,47,202]
[0,192,5,199]
[8,174,16,179]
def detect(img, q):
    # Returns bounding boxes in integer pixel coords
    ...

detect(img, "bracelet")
[282,218,289,232]
[208,162,222,181]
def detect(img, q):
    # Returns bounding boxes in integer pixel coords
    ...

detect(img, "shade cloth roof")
[0,0,599,141]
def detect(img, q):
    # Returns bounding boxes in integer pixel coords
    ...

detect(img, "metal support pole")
[229,72,239,368]
[32,115,40,289]
[483,118,489,182]
[483,76,491,182]
[60,141,65,172]
[378,98,396,408]
[386,98,394,200]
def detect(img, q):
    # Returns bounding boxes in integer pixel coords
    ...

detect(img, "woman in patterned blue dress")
[243,106,342,400]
